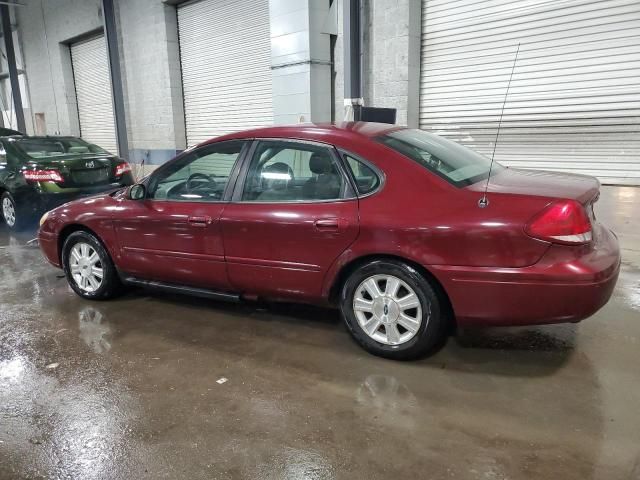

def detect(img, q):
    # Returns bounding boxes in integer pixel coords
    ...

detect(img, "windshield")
[13,138,110,159]
[377,129,503,187]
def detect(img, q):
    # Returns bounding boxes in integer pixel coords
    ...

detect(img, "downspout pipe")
[343,0,363,121]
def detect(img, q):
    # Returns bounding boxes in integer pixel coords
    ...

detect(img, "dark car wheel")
[62,231,121,300]
[1,192,23,230]
[340,260,448,360]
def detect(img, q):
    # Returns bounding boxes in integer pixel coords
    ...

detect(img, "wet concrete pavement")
[1,186,639,480]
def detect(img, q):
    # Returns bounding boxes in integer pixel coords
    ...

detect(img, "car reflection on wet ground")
[1,186,639,480]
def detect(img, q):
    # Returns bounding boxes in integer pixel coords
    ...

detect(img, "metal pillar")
[101,0,128,159]
[0,4,25,133]
[343,0,363,121]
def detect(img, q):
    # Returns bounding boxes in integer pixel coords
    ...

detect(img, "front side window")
[242,141,347,202]
[377,129,503,187]
[149,141,245,202]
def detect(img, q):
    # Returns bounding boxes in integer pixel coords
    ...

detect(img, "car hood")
[467,168,600,204]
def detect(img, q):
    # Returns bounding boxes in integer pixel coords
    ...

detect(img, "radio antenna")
[479,42,520,208]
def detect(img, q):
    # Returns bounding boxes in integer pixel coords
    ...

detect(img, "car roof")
[201,122,406,147]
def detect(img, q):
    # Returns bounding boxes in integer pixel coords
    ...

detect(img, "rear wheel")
[1,192,22,230]
[62,231,121,300]
[340,260,447,360]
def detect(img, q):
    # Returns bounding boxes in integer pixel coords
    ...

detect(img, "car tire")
[1,191,23,231]
[62,231,121,300]
[340,259,448,360]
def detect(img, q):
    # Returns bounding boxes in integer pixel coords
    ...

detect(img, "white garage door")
[419,0,640,185]
[70,35,118,154]
[178,0,274,146]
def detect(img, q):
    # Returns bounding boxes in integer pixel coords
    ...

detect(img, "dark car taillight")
[24,169,64,183]
[115,162,132,177]
[525,199,592,245]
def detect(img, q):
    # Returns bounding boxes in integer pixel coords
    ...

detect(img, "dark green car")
[0,135,135,230]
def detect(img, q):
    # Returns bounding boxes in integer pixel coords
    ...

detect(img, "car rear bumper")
[430,224,621,326]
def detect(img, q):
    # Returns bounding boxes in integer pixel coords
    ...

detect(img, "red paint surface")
[39,123,620,326]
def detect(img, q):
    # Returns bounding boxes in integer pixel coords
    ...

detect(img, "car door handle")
[188,216,213,227]
[314,218,347,231]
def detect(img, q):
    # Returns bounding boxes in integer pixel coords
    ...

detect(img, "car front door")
[220,139,360,301]
[112,140,247,290]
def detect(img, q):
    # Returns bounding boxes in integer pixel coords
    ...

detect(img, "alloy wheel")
[353,274,427,345]
[2,197,16,227]
[69,242,104,292]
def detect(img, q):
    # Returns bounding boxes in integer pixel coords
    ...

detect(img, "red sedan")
[38,123,620,359]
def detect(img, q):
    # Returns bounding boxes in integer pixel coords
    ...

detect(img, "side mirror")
[128,184,146,200]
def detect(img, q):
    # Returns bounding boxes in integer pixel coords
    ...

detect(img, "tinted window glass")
[149,141,245,202]
[377,129,503,187]
[13,137,109,158]
[344,154,380,195]
[242,141,346,202]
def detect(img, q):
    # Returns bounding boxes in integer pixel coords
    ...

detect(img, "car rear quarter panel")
[321,142,556,297]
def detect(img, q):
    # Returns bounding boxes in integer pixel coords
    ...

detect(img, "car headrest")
[68,146,90,153]
[261,162,294,190]
[309,153,334,175]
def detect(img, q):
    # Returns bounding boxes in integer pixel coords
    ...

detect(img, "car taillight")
[525,199,592,244]
[115,162,132,177]
[24,170,64,183]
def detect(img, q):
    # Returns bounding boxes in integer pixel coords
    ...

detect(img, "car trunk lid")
[28,154,117,187]
[468,168,600,205]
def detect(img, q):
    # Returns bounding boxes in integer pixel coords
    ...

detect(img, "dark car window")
[377,129,503,187]
[343,154,381,195]
[12,137,109,158]
[148,141,246,202]
[241,140,347,202]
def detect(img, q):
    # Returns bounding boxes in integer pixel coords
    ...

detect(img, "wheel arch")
[57,224,102,265]
[328,253,456,328]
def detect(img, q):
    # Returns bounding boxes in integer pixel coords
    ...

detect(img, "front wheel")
[62,231,121,300]
[340,260,447,360]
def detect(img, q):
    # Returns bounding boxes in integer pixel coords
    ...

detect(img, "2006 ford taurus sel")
[38,123,620,359]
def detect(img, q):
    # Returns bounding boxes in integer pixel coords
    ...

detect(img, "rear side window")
[344,154,380,195]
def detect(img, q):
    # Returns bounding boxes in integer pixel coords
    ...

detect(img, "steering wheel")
[185,172,218,193]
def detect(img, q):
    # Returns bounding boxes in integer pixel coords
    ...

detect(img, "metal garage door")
[70,35,118,154]
[178,0,274,146]
[419,0,640,185]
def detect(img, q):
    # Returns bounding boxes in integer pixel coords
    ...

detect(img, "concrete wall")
[269,0,333,124]
[16,0,416,168]
[116,0,185,164]
[18,0,104,136]
[334,0,421,127]
[17,0,185,164]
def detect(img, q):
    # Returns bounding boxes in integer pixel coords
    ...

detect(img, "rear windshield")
[13,138,110,159]
[377,129,503,187]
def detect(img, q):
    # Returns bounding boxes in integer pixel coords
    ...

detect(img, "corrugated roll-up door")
[419,0,640,185]
[178,0,274,146]
[70,35,118,154]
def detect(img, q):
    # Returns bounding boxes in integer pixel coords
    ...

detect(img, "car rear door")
[220,139,360,301]
[112,140,248,290]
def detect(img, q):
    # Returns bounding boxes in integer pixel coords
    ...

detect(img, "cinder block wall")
[116,0,186,164]
[18,0,104,137]
[334,0,421,127]
[16,0,185,165]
